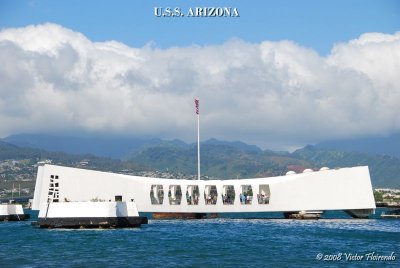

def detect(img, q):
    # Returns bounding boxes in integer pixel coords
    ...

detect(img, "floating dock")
[381,209,400,219]
[33,197,147,228]
[0,201,30,221]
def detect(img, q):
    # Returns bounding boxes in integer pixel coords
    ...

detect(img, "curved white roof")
[32,164,376,213]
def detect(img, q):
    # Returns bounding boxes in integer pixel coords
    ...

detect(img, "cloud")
[0,23,399,150]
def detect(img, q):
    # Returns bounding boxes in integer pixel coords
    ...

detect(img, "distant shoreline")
[376,202,400,208]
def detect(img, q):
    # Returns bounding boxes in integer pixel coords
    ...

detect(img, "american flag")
[195,98,199,115]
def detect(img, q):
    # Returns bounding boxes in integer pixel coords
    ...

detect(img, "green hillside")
[129,143,310,179]
[1,139,399,189]
[0,140,147,173]
[293,145,400,188]
[129,143,400,188]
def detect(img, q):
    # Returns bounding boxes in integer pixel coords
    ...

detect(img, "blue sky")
[1,0,399,55]
[0,0,399,149]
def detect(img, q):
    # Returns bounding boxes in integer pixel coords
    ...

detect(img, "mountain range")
[3,134,263,159]
[2,133,400,188]
[315,133,400,159]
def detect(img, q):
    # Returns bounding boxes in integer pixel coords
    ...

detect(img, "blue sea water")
[0,209,399,267]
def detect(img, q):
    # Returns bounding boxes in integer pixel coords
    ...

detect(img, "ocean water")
[0,209,399,267]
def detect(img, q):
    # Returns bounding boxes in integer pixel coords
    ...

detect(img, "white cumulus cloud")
[0,23,399,150]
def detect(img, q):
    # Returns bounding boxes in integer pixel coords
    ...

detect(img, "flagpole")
[195,98,200,180]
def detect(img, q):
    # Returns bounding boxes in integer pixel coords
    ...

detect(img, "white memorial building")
[32,163,376,218]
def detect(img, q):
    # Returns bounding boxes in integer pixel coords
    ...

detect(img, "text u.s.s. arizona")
[154,7,240,18]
